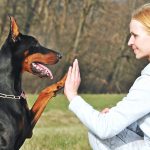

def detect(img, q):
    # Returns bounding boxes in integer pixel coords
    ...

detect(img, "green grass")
[20,94,125,150]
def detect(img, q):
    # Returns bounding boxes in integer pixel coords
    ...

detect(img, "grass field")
[20,94,125,150]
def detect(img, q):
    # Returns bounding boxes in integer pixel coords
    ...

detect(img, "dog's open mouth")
[31,62,53,79]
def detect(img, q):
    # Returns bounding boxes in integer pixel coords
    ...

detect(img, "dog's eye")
[35,43,40,47]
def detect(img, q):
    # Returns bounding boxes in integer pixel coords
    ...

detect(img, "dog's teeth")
[32,63,36,67]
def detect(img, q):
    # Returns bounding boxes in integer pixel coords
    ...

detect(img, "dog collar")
[0,91,26,100]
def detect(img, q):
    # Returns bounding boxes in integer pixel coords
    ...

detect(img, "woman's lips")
[132,45,138,53]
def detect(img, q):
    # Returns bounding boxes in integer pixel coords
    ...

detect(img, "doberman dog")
[0,16,66,150]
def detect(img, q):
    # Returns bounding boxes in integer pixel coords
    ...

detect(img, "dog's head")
[6,16,61,79]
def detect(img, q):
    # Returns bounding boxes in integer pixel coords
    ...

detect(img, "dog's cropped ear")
[9,16,20,42]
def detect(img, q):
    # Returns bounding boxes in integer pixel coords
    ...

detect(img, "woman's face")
[128,19,150,60]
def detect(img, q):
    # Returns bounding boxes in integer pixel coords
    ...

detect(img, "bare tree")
[24,0,40,34]
[69,0,96,62]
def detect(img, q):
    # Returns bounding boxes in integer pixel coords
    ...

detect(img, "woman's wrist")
[67,93,78,102]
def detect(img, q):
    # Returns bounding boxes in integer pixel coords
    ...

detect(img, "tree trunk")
[24,0,40,34]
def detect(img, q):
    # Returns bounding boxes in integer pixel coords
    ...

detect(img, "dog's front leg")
[30,74,67,130]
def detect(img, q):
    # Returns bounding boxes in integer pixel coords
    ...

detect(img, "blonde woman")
[64,3,150,150]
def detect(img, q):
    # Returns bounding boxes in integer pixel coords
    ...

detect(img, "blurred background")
[0,0,149,93]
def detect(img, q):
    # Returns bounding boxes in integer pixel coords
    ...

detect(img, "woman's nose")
[128,35,134,46]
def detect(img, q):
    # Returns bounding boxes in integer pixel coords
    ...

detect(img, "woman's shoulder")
[141,63,150,75]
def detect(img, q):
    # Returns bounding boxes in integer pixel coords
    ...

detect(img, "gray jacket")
[69,63,150,140]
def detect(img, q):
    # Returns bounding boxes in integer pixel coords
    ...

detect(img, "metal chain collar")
[0,91,26,100]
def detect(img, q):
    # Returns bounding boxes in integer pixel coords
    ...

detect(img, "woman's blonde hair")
[132,3,150,33]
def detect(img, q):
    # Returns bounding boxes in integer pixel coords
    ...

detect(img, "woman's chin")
[135,53,142,59]
[135,55,148,60]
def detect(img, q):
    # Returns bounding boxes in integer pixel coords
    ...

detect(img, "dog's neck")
[0,42,22,95]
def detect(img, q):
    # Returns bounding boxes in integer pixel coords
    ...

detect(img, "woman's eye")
[133,33,138,38]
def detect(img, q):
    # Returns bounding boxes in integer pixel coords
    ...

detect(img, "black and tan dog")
[0,16,66,150]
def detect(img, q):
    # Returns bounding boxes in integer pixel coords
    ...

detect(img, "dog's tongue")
[32,63,53,79]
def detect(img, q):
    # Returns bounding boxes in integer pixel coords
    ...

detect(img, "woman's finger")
[71,59,77,80]
[66,66,72,83]
[75,59,80,78]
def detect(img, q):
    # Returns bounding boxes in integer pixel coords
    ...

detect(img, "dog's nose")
[57,53,62,59]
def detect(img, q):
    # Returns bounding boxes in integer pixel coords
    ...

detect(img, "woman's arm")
[64,59,150,139]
